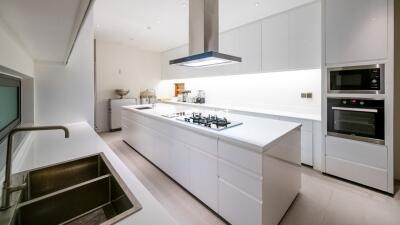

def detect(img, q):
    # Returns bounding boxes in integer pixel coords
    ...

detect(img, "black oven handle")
[331,107,378,113]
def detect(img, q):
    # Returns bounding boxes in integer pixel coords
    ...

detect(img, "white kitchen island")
[122,103,302,225]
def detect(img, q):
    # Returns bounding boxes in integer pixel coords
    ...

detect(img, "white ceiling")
[0,0,89,63]
[94,0,316,53]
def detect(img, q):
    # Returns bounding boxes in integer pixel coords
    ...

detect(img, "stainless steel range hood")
[170,0,242,67]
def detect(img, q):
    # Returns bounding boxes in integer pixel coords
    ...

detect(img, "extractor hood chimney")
[169,0,242,67]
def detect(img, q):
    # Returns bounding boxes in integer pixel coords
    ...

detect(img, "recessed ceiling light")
[255,2,260,7]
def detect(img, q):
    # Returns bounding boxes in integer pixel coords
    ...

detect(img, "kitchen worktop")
[123,103,302,152]
[6,122,178,225]
[162,100,322,121]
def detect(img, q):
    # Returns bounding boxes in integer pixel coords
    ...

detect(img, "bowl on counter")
[115,89,130,99]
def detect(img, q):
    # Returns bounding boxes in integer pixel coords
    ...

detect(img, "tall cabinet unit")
[322,0,397,193]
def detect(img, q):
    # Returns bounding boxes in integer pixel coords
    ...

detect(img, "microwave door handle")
[331,107,378,113]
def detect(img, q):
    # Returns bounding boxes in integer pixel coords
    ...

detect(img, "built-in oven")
[327,98,384,145]
[328,64,385,94]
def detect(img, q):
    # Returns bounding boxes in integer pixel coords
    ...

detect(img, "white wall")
[157,69,321,117]
[95,40,161,131]
[0,18,34,77]
[35,11,95,126]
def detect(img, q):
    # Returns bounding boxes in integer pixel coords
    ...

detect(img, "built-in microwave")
[328,64,385,94]
[327,98,384,145]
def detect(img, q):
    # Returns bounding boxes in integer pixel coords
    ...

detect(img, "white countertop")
[9,122,178,225]
[123,103,301,152]
[162,100,321,121]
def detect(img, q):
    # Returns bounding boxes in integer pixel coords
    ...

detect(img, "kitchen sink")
[1,154,142,225]
[135,106,152,110]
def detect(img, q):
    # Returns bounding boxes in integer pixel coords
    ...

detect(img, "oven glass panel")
[333,110,376,137]
[327,98,385,142]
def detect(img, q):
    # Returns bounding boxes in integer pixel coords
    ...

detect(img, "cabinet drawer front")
[219,159,262,200]
[326,156,387,192]
[326,136,387,169]
[219,179,262,225]
[218,141,262,175]
[171,126,218,156]
[122,109,141,123]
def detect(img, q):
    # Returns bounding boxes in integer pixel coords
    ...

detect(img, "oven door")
[327,100,384,145]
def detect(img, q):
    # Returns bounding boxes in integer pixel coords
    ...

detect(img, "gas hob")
[176,112,242,131]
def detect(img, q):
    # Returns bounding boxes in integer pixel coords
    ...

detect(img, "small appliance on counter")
[181,90,191,102]
[177,112,242,131]
[195,90,206,104]
[115,89,130,99]
[140,89,157,104]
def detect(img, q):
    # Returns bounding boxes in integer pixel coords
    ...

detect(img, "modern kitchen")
[0,0,399,225]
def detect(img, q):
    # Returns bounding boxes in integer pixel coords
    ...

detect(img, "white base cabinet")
[189,146,218,212]
[218,178,262,225]
[122,108,301,225]
[325,136,388,192]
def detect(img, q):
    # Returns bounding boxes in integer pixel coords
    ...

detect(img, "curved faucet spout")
[1,125,70,210]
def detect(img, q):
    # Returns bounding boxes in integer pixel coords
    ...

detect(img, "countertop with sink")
[4,122,178,225]
[123,103,302,152]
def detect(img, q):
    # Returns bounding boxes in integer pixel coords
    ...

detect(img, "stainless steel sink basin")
[1,154,142,225]
[135,106,152,110]
[21,155,110,202]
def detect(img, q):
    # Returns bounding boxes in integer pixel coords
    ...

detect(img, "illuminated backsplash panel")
[157,69,321,116]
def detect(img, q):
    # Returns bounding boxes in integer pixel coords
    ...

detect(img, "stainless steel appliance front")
[328,64,385,94]
[327,98,385,145]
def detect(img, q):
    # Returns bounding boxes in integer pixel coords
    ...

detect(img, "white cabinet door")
[189,146,218,212]
[169,140,190,188]
[325,0,388,64]
[161,45,188,80]
[234,22,262,75]
[288,1,321,69]
[121,118,142,153]
[154,132,172,174]
[218,178,262,225]
[262,12,289,72]
[301,131,313,166]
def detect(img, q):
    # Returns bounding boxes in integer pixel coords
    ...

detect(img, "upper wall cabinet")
[161,1,321,79]
[262,13,289,71]
[325,0,388,65]
[288,1,321,70]
[231,22,262,75]
[262,1,321,72]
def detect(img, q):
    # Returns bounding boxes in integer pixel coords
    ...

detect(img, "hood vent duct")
[170,0,242,67]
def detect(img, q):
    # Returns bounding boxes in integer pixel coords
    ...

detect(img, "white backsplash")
[157,69,321,116]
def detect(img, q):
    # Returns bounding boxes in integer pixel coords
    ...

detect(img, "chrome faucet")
[0,125,70,210]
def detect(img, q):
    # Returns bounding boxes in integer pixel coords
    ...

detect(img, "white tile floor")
[101,131,400,225]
